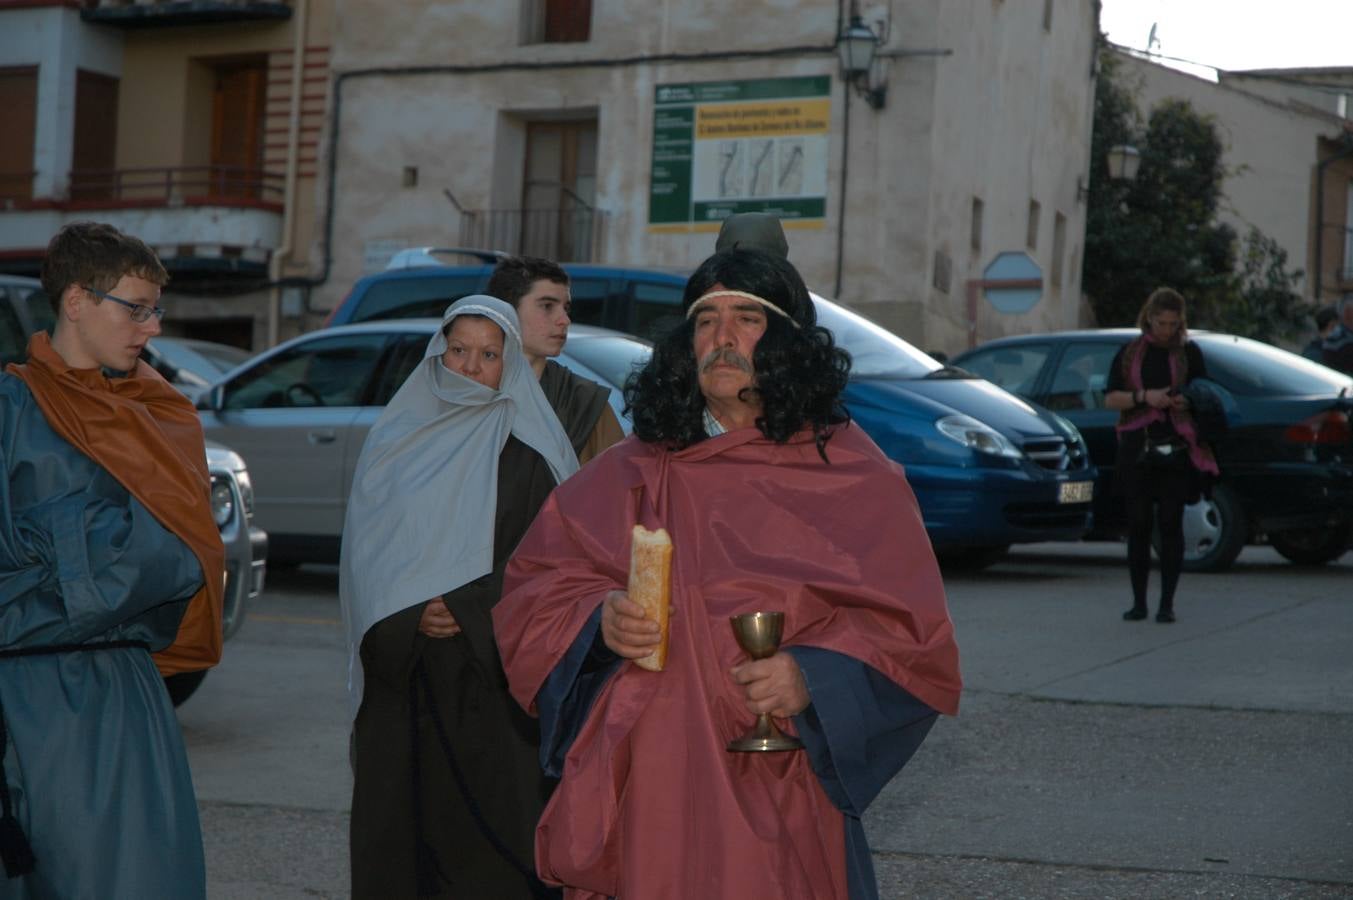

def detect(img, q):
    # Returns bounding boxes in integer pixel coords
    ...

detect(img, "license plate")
[1058,481,1094,504]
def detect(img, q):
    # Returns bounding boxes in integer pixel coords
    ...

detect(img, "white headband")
[685,290,801,329]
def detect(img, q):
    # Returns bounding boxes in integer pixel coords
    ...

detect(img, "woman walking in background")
[1104,288,1219,623]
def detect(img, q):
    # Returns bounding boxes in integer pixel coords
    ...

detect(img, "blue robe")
[0,374,206,899]
[540,609,938,900]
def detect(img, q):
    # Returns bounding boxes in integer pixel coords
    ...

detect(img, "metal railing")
[456,206,608,262]
[85,0,288,7]
[66,166,284,204]
[0,172,37,203]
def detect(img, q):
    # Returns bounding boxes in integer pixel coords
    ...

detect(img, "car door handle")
[308,430,337,445]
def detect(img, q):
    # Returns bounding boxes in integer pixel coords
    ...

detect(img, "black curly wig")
[625,248,851,460]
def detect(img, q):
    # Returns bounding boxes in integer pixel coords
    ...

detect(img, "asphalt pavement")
[181,541,1353,898]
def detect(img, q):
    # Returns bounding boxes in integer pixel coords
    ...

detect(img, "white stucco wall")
[322,0,1098,352]
[914,0,1098,354]
[0,206,281,254]
[0,7,123,198]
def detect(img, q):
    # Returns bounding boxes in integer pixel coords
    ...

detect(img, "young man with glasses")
[0,222,223,896]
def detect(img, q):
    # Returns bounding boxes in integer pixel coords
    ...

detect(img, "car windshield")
[352,273,484,322]
[156,339,251,377]
[563,334,652,390]
[809,293,942,379]
[1198,334,1353,397]
[190,342,251,373]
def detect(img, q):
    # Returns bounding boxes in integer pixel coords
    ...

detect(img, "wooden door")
[0,67,38,200]
[71,70,119,201]
[211,61,267,198]
[523,120,598,260]
[544,0,592,42]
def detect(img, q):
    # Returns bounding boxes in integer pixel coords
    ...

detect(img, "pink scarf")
[1116,334,1219,475]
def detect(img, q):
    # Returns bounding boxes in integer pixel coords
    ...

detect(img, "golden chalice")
[726,611,805,753]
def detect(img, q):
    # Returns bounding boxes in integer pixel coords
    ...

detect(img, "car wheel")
[163,670,208,707]
[1169,483,1246,573]
[937,545,1010,572]
[1269,521,1352,566]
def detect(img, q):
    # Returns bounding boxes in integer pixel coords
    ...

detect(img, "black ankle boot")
[1123,606,1148,621]
[1156,609,1175,623]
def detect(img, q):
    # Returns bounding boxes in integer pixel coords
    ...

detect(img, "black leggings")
[1125,471,1190,611]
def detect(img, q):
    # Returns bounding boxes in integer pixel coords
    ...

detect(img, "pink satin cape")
[494,423,962,900]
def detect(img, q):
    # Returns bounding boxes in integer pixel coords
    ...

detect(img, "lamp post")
[836,16,885,110]
[1106,144,1142,182]
[1078,143,1141,201]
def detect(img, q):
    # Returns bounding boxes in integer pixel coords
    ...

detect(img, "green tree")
[1084,52,1237,327]
[1211,228,1311,344]
[1084,48,1317,343]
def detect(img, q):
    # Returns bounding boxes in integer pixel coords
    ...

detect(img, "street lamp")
[837,16,886,109]
[1078,143,1142,201]
[1106,144,1142,182]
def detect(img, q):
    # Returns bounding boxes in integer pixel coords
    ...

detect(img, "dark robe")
[538,360,620,464]
[0,374,207,897]
[350,436,559,899]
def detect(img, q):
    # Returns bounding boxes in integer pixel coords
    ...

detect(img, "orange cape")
[7,332,224,675]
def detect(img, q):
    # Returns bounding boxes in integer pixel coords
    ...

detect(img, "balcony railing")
[456,206,608,262]
[81,0,292,28]
[0,172,37,204]
[66,166,284,206]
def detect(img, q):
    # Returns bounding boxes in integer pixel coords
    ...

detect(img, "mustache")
[698,348,754,374]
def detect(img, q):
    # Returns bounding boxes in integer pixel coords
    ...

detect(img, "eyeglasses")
[85,286,165,323]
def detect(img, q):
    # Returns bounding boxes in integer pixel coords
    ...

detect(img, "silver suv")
[1,274,265,705]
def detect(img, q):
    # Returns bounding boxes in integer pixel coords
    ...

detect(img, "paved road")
[182,542,1353,898]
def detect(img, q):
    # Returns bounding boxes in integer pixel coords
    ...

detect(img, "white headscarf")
[339,295,579,715]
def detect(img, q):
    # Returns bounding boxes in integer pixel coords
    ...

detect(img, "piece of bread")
[627,525,673,672]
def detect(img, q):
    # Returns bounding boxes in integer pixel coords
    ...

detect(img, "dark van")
[323,248,690,343]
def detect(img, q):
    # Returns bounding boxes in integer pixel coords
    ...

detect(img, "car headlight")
[234,468,255,518]
[935,414,1023,459]
[210,477,235,528]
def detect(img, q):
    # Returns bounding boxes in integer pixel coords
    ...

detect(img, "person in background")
[715,211,791,258]
[1320,297,1353,374]
[1104,288,1219,624]
[1302,305,1338,362]
[343,296,576,898]
[486,256,623,463]
[0,221,223,897]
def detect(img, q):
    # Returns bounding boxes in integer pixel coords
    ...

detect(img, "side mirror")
[197,384,225,412]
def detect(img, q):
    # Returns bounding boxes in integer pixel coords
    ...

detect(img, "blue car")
[811,294,1095,565]
[326,254,1097,566]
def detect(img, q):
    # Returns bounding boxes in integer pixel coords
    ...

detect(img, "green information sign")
[649,76,831,229]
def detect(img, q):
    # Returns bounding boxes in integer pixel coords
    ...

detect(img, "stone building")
[1113,50,1353,312]
[319,0,1101,354]
[1,0,1101,354]
[0,0,332,349]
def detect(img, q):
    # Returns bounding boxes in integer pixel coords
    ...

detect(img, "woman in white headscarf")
[341,296,577,900]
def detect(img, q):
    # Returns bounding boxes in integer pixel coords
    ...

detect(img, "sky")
[1098,0,1352,80]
